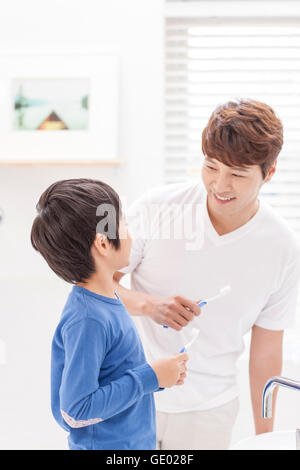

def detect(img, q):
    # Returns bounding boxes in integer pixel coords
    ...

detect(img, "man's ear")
[264,159,277,183]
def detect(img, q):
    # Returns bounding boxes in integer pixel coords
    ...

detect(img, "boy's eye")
[232,173,244,178]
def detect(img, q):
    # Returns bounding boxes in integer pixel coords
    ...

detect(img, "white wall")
[0,0,164,449]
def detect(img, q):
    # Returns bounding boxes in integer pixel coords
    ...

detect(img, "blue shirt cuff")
[132,363,159,395]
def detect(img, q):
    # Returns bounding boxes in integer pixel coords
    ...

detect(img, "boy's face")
[201,157,275,220]
[94,214,131,273]
[114,214,132,270]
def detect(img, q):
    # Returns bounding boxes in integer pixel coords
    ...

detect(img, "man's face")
[201,157,275,219]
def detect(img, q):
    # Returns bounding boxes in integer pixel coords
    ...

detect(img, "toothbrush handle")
[179,347,186,353]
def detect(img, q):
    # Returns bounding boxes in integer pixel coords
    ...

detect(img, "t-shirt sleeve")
[118,192,150,275]
[254,254,300,331]
[59,318,158,429]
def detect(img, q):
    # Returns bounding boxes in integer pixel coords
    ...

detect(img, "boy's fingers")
[175,352,188,361]
[178,361,188,369]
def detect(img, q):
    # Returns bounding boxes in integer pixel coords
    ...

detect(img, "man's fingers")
[175,296,201,317]
[166,306,194,327]
[195,300,204,314]
[173,302,195,323]
[164,296,202,329]
[166,319,183,331]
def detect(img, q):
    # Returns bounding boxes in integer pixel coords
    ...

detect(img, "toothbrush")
[197,285,231,308]
[178,286,231,353]
[163,285,231,328]
[179,328,200,353]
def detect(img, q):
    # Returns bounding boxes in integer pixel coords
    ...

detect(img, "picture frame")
[0,53,120,163]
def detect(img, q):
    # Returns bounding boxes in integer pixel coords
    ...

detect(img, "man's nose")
[214,173,232,192]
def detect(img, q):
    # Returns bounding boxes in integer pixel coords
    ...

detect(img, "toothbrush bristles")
[220,285,231,296]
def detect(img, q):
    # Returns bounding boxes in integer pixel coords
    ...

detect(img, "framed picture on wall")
[0,53,119,163]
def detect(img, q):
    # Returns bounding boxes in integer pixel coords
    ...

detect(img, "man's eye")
[232,173,244,178]
[206,165,217,171]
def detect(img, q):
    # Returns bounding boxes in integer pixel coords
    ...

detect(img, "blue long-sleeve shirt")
[51,285,160,450]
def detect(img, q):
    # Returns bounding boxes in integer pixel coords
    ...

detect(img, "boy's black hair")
[31,178,122,284]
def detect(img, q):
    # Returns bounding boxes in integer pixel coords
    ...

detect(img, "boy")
[31,178,188,450]
[113,100,300,449]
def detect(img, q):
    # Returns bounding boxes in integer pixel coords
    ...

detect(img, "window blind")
[165,18,300,235]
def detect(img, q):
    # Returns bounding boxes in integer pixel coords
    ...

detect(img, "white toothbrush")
[198,285,231,307]
[179,328,200,353]
[164,285,231,330]
[179,286,231,352]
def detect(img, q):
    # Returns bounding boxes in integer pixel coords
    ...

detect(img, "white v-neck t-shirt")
[119,181,300,412]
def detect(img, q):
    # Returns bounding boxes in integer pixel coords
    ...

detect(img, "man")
[113,100,300,450]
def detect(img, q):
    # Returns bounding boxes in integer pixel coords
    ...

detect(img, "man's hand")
[143,295,201,331]
[113,272,201,330]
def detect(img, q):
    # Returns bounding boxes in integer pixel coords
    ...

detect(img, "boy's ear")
[264,159,277,183]
[93,233,109,256]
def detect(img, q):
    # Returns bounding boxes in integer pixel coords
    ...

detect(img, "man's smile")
[213,192,236,204]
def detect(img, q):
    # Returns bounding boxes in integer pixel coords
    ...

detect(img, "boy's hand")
[150,352,188,388]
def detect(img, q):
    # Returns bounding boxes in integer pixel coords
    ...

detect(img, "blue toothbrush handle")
[179,347,186,353]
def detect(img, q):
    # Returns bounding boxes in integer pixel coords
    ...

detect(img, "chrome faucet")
[262,376,300,419]
[262,376,300,450]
